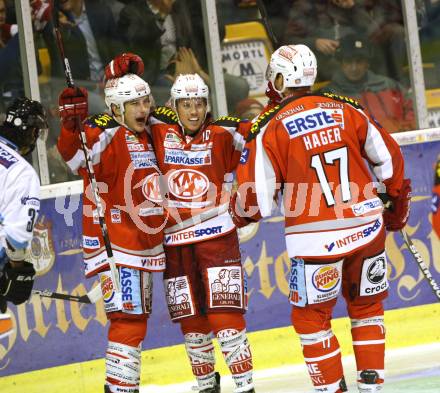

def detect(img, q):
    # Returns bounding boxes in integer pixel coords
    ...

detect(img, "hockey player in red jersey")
[105,53,255,392]
[230,45,411,393]
[57,73,165,393]
[150,75,255,393]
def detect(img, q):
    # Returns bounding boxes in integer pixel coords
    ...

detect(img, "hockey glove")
[229,192,254,228]
[382,178,412,231]
[0,261,36,310]
[105,53,145,80]
[59,87,88,132]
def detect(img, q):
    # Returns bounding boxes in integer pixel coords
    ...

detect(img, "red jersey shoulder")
[85,113,119,129]
[211,115,242,128]
[321,92,363,110]
[80,113,120,144]
[150,106,179,125]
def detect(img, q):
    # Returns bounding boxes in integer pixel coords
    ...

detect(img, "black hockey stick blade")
[400,229,440,301]
[32,285,102,304]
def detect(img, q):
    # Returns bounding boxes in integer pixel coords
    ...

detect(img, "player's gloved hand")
[229,192,253,228]
[105,53,144,80]
[0,261,36,310]
[382,178,412,231]
[59,87,88,132]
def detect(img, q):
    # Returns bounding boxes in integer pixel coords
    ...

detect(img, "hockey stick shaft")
[54,28,120,292]
[256,0,279,48]
[400,229,440,301]
[32,285,102,304]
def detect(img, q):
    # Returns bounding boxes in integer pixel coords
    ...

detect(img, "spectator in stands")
[117,0,203,87]
[234,97,263,120]
[0,0,51,111]
[117,0,249,110]
[322,34,415,133]
[363,0,406,82]
[283,0,373,81]
[0,0,17,48]
[46,0,122,83]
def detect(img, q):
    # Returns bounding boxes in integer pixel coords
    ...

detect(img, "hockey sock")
[105,317,147,393]
[180,316,217,391]
[208,313,254,393]
[292,305,346,393]
[349,303,385,392]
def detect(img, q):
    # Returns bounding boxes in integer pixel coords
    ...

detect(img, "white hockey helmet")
[266,44,317,93]
[171,73,209,109]
[104,73,151,124]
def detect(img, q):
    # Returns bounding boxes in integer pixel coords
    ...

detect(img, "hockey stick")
[256,0,279,49]
[379,193,440,301]
[54,27,120,292]
[400,229,440,301]
[32,284,102,304]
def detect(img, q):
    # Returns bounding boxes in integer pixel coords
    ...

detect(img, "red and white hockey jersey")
[57,113,165,277]
[237,93,405,259]
[148,107,249,246]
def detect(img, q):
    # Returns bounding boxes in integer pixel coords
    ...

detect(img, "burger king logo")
[312,266,340,292]
[100,274,115,303]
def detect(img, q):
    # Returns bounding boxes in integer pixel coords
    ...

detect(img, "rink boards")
[0,129,439,391]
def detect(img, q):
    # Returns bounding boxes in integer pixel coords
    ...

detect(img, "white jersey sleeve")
[0,143,40,258]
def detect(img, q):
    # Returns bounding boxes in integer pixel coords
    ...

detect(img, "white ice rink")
[140,343,440,393]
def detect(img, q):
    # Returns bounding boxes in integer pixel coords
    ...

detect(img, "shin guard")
[216,328,254,393]
[184,331,217,391]
[105,341,141,393]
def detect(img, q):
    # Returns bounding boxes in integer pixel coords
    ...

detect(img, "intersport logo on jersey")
[282,108,344,138]
[325,219,381,252]
[164,225,223,244]
[168,169,209,200]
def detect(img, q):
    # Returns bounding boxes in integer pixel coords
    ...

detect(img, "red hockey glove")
[58,87,88,132]
[105,53,144,80]
[382,178,412,231]
[229,192,254,228]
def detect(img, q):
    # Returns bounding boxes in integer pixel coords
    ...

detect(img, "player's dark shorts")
[163,230,248,321]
